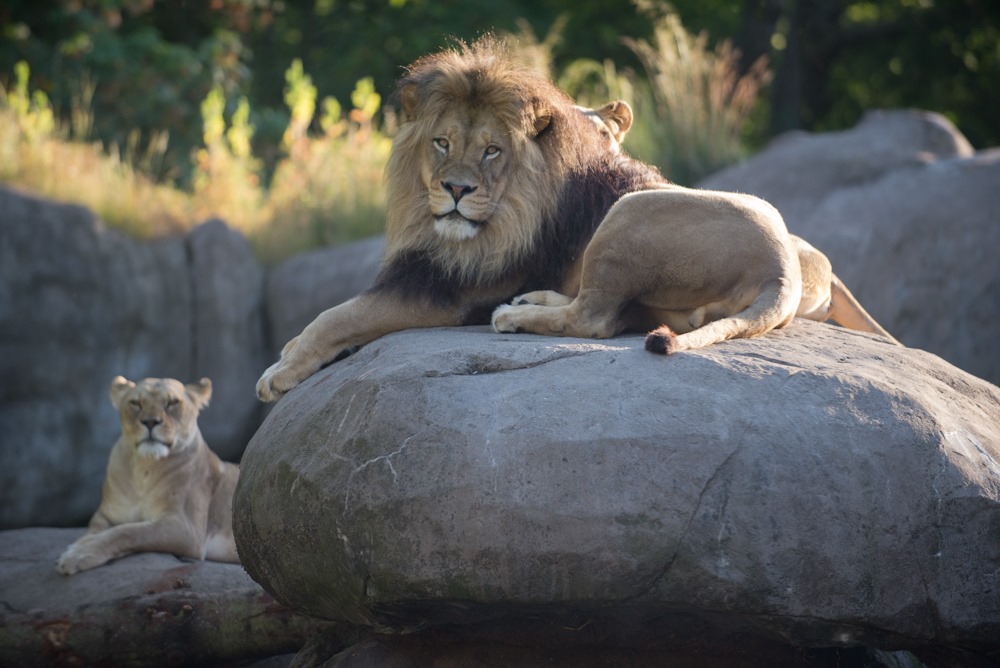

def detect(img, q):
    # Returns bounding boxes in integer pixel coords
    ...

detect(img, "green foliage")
[0,0,996,263]
[0,59,390,263]
[0,61,190,236]
[5,61,55,142]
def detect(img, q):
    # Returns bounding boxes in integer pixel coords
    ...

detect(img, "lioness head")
[110,376,212,460]
[576,100,633,153]
[383,36,622,284]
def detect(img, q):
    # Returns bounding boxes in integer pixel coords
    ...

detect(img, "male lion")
[257,37,803,402]
[580,99,899,343]
[57,376,240,574]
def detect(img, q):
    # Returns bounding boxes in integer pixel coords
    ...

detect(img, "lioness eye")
[433,137,449,153]
[167,397,180,408]
[484,145,500,159]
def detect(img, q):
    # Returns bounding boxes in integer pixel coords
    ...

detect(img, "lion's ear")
[399,83,420,121]
[530,108,552,138]
[109,376,135,409]
[186,378,213,411]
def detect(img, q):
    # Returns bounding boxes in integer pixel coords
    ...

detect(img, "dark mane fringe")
[374,153,664,317]
[372,251,468,304]
[520,155,665,292]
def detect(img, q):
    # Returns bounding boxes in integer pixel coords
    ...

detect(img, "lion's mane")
[377,37,663,313]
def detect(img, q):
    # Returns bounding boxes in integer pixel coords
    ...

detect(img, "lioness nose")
[442,181,477,202]
[141,417,161,430]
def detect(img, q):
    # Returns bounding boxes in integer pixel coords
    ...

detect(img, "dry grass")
[623,13,772,184]
[1,16,769,262]
[0,62,391,264]
[0,63,192,236]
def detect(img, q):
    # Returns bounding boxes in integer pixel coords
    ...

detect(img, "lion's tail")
[645,279,798,355]
[828,274,901,345]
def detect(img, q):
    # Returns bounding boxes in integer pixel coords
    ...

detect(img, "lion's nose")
[141,417,161,431]
[442,181,477,202]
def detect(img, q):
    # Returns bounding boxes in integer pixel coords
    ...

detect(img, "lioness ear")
[186,377,212,411]
[109,376,135,409]
[598,100,633,142]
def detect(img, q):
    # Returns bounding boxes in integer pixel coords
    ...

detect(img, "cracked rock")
[234,321,1000,665]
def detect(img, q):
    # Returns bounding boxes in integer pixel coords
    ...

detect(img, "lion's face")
[382,38,623,285]
[110,376,212,460]
[422,109,518,242]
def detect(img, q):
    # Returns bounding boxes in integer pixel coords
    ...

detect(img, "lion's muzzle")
[442,181,478,202]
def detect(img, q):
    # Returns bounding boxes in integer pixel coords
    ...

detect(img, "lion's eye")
[166,397,180,409]
[433,137,449,154]
[483,144,501,160]
[129,399,141,410]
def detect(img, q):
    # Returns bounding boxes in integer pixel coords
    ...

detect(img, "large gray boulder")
[234,321,1000,665]
[0,187,268,529]
[0,528,333,667]
[699,110,999,385]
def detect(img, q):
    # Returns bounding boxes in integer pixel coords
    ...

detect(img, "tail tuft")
[645,325,679,355]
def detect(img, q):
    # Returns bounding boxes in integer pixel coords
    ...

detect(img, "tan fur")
[491,186,801,354]
[581,101,900,345]
[57,376,240,574]
[791,235,899,342]
[256,37,803,402]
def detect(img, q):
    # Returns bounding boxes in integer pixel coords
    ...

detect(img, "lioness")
[57,376,240,574]
[580,99,899,343]
[256,37,803,402]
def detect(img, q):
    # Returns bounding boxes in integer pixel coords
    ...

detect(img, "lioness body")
[57,376,239,574]
[257,38,802,401]
[790,235,898,341]
[583,100,899,343]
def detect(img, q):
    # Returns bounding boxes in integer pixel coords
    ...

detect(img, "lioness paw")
[511,290,572,307]
[491,304,522,333]
[56,542,109,575]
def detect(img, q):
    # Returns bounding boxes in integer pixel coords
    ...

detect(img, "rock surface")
[0,528,333,667]
[234,321,1000,665]
[0,187,268,529]
[4,108,998,532]
[699,110,1000,385]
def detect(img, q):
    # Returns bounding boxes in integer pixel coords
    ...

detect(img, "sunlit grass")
[1,14,769,263]
[0,63,191,236]
[515,11,770,185]
[0,61,391,264]
[623,12,772,184]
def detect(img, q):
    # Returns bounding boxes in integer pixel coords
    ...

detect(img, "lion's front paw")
[256,360,300,402]
[57,539,109,575]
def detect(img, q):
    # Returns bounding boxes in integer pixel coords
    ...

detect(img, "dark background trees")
[1,0,997,180]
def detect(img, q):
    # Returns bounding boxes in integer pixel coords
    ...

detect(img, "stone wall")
[1,108,998,532]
